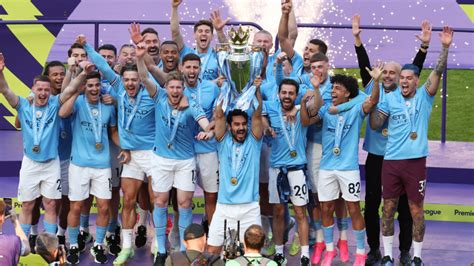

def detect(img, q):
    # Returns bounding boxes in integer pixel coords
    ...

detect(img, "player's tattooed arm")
[370,111,387,130]
[425,26,453,96]
[381,198,399,236]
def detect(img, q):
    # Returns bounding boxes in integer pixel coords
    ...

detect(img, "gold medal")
[167,143,172,149]
[382,128,388,137]
[231,177,238,185]
[333,147,341,156]
[410,132,418,140]
[95,142,103,150]
[290,150,297,158]
[32,145,40,153]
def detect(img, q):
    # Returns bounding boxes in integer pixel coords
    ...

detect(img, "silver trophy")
[216,26,264,111]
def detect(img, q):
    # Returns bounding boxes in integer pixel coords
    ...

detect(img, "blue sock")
[20,223,32,236]
[153,207,167,254]
[95,225,107,245]
[336,217,349,231]
[315,220,322,231]
[323,225,334,246]
[80,214,89,229]
[68,226,80,246]
[178,208,193,251]
[354,229,366,251]
[107,218,118,233]
[43,221,57,234]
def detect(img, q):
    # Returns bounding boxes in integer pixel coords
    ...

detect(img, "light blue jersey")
[264,101,308,168]
[70,96,117,168]
[378,85,434,160]
[320,103,366,171]
[84,44,156,150]
[306,77,333,144]
[217,132,262,204]
[363,84,399,156]
[184,79,220,154]
[153,93,206,160]
[180,45,219,81]
[58,117,72,161]
[16,95,61,162]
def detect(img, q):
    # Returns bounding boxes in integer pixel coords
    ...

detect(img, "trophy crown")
[228,26,250,46]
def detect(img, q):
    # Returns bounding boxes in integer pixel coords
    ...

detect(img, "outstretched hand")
[366,61,384,80]
[281,0,292,15]
[352,14,362,37]
[135,42,147,58]
[128,22,143,45]
[439,26,454,48]
[415,20,432,45]
[210,10,230,31]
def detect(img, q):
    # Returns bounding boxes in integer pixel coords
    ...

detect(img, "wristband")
[420,44,429,49]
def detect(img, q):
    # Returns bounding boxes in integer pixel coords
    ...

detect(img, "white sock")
[31,224,39,235]
[57,226,66,236]
[382,235,394,259]
[301,245,309,258]
[122,229,133,249]
[275,245,284,254]
[326,242,334,252]
[316,229,324,243]
[356,248,365,255]
[339,230,348,241]
[413,240,423,259]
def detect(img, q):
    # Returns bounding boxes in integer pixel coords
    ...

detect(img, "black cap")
[184,223,205,240]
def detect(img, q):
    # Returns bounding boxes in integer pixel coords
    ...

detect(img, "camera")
[222,219,244,261]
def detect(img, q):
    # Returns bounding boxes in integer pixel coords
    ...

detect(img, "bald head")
[382,61,402,89]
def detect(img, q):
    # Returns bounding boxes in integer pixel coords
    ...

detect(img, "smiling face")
[47,66,65,94]
[85,78,101,103]
[382,62,401,89]
[119,46,136,65]
[399,70,419,98]
[160,43,179,72]
[121,70,140,97]
[194,24,213,51]
[166,79,184,107]
[180,59,200,87]
[279,83,298,111]
[32,80,52,107]
[229,115,248,143]
[331,83,351,106]
[143,32,160,57]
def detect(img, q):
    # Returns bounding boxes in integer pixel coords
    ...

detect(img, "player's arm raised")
[424,26,453,97]
[0,53,19,108]
[136,42,158,98]
[251,76,264,140]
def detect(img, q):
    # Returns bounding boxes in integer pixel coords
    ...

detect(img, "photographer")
[0,199,30,265]
[35,232,66,265]
[226,225,277,266]
[165,223,223,266]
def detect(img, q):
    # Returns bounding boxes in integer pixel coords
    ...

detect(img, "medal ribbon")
[167,104,182,146]
[121,86,143,131]
[231,141,245,178]
[32,99,50,148]
[334,115,345,150]
[85,96,103,145]
[279,109,296,154]
[403,97,417,135]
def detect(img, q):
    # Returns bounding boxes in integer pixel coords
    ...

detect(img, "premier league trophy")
[216,26,264,111]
